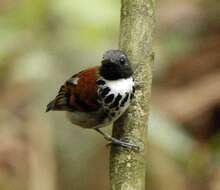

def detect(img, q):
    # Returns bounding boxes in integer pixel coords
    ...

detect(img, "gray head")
[99,49,133,80]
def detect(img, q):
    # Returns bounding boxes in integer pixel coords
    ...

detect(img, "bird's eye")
[119,57,126,64]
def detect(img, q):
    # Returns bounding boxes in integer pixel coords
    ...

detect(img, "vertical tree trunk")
[110,0,155,190]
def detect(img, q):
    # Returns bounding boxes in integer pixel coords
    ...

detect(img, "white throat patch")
[103,77,134,95]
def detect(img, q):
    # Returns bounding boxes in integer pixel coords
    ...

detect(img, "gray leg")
[94,128,139,150]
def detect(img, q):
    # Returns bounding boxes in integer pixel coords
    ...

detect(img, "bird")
[46,49,137,149]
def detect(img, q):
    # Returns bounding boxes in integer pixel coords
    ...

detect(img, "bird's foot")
[106,138,139,151]
[94,129,139,151]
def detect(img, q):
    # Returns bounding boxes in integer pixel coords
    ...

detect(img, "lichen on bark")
[110,0,155,190]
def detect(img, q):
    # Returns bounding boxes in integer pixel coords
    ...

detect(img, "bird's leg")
[94,128,139,150]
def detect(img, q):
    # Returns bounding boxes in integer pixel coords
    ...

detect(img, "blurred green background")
[0,0,220,190]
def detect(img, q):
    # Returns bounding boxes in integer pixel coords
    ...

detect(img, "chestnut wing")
[46,67,101,112]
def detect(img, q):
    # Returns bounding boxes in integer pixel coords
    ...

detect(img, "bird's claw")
[106,139,139,151]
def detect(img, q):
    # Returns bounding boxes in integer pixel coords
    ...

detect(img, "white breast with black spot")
[97,77,135,122]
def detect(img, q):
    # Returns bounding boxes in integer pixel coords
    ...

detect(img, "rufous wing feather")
[46,67,101,112]
[46,84,72,112]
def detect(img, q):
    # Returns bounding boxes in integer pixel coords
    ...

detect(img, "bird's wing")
[46,66,101,112]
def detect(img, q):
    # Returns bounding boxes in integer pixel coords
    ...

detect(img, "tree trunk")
[110,0,155,190]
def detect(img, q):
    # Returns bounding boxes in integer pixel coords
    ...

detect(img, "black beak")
[101,59,115,66]
[101,59,109,65]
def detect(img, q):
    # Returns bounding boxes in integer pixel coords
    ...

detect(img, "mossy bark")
[110,0,155,190]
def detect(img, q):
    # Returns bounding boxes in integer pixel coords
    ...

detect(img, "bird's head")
[100,49,133,80]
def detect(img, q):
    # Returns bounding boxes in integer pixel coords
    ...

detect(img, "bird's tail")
[46,85,71,112]
[46,100,56,112]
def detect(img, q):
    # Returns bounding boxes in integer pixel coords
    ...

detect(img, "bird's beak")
[101,59,109,65]
[101,59,116,67]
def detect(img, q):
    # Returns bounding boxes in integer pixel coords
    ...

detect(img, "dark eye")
[119,57,126,64]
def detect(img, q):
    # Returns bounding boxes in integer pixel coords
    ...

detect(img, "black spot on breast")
[111,112,116,117]
[132,86,135,94]
[100,87,110,98]
[104,94,114,104]
[110,94,122,108]
[96,79,106,86]
[115,107,119,111]
[104,108,110,114]
[120,93,129,107]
